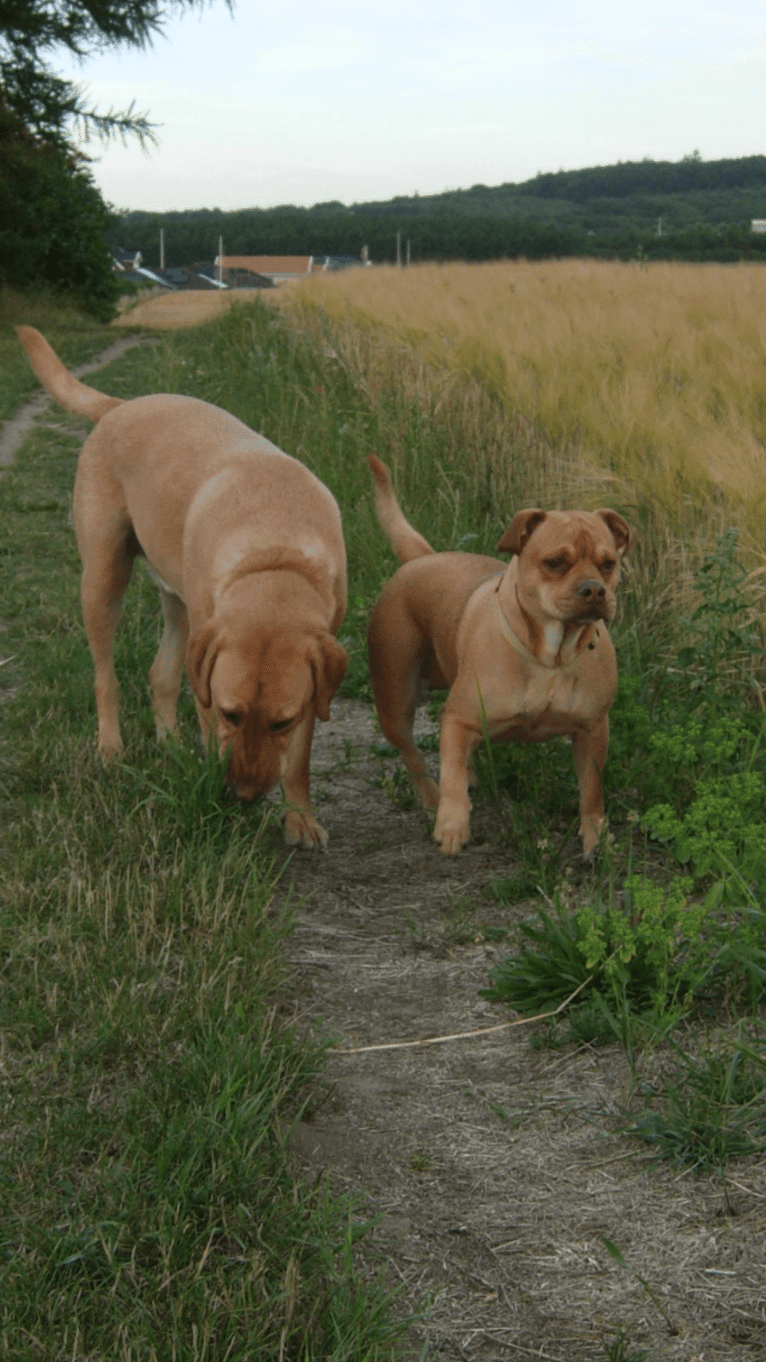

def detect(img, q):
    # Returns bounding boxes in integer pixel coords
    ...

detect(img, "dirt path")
[0,334,147,469]
[282,700,766,1362]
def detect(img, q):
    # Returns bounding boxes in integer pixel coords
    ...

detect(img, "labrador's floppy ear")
[186,623,222,708]
[309,633,348,721]
[496,509,547,556]
[596,509,632,555]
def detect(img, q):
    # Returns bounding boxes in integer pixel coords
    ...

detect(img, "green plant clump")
[626,1036,766,1173]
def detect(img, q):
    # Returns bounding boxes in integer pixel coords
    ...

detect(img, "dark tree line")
[637,221,766,262]
[115,209,590,270]
[112,153,766,277]
[525,153,766,203]
[114,196,766,276]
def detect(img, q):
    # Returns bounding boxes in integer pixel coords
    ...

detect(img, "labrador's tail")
[17,326,123,423]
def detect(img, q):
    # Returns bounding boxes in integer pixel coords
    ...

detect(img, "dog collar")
[495,596,603,669]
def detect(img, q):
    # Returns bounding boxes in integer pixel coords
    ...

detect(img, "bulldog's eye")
[544,557,565,571]
[222,709,242,727]
[271,718,292,733]
[601,559,617,574]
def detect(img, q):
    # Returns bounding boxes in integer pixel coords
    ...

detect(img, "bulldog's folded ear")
[309,633,348,721]
[496,509,547,556]
[596,509,632,555]
[186,623,222,708]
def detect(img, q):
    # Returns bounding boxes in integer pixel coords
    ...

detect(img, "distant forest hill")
[113,154,766,269]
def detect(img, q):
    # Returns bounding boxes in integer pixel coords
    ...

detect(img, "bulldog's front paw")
[433,802,471,856]
[581,815,605,858]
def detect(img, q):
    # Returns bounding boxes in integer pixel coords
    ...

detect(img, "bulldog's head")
[497,507,631,625]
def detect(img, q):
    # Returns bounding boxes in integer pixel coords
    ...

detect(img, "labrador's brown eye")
[601,559,616,574]
[271,718,292,732]
[544,557,565,571]
[222,710,242,727]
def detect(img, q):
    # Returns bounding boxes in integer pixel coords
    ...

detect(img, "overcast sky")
[59,0,766,213]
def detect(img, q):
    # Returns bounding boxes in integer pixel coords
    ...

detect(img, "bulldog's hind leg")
[368,597,440,810]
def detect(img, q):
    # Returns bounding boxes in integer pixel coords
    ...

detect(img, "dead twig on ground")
[336,974,596,1054]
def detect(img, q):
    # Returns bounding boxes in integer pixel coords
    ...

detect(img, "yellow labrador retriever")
[17,326,347,848]
[367,456,630,855]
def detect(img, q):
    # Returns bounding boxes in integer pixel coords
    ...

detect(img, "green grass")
[625,1034,766,1174]
[0,302,415,1359]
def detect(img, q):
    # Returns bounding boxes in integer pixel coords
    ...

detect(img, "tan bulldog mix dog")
[367,456,631,855]
[17,326,348,848]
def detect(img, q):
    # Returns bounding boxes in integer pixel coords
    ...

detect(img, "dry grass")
[112,286,271,330]
[275,273,763,664]
[283,259,766,537]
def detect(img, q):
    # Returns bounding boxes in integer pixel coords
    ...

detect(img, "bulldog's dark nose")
[577,579,606,600]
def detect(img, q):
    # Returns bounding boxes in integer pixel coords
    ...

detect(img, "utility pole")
[218,236,224,284]
[159,228,165,271]
[396,231,401,267]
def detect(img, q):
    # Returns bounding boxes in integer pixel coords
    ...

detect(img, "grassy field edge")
[0,297,415,1360]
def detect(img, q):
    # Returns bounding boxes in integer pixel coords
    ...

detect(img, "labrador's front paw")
[284,808,329,849]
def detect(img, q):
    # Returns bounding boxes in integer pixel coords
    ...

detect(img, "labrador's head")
[187,624,348,799]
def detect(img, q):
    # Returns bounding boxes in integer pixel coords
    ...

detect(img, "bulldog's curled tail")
[368,455,435,565]
[17,326,123,423]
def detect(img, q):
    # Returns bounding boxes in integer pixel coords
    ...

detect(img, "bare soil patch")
[283,699,766,1361]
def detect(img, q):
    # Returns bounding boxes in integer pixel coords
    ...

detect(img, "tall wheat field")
[284,258,766,540]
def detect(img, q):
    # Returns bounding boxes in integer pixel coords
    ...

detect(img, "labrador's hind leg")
[79,540,135,758]
[149,585,189,741]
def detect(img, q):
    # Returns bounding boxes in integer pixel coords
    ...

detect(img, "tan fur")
[18,326,348,848]
[367,456,631,856]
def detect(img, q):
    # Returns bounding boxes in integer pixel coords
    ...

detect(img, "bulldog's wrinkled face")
[187,625,347,799]
[497,508,631,626]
